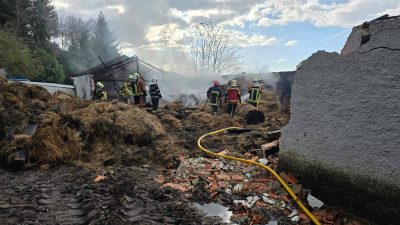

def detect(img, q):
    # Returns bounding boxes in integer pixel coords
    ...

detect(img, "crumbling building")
[280,15,400,224]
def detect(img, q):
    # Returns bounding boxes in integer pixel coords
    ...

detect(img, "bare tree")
[190,22,242,75]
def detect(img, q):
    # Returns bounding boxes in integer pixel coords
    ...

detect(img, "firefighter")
[248,78,262,107]
[225,80,241,117]
[207,81,223,115]
[120,75,134,104]
[130,73,146,106]
[93,82,107,100]
[149,77,162,113]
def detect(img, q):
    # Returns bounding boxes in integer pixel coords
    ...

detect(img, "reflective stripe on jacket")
[149,83,162,99]
[207,86,223,106]
[210,91,220,106]
[120,81,133,97]
[248,87,261,103]
[93,88,107,100]
[131,81,140,96]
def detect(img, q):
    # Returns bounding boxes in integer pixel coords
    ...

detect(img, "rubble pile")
[155,150,366,224]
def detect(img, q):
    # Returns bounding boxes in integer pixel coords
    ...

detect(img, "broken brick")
[215,172,231,181]
[286,172,299,184]
[162,183,190,192]
[230,174,245,182]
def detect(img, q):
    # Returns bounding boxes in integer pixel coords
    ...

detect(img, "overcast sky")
[53,0,400,74]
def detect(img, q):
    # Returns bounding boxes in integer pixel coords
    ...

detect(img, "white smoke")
[0,68,7,76]
[145,71,280,106]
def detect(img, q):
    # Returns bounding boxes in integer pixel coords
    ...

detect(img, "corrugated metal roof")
[74,55,134,76]
[73,55,164,77]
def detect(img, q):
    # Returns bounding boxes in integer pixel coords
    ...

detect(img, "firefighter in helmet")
[225,80,241,117]
[248,77,262,107]
[207,81,223,115]
[120,75,134,104]
[93,82,107,100]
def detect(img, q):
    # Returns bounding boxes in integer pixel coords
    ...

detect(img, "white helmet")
[96,82,104,89]
[151,77,157,84]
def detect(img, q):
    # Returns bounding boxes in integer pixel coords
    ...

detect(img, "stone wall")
[279,16,400,224]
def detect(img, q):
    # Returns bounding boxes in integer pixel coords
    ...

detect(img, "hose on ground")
[197,127,321,225]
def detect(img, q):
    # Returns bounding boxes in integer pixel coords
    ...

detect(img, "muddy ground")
[0,165,223,225]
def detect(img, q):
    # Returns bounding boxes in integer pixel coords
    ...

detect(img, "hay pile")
[258,91,281,113]
[164,101,184,111]
[62,102,165,145]
[0,81,51,137]
[0,79,168,166]
[160,115,183,130]
[30,112,83,162]
[185,112,241,130]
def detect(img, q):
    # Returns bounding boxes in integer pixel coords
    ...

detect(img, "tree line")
[0,0,120,84]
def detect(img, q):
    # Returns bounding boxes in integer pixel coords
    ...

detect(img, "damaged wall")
[280,16,400,224]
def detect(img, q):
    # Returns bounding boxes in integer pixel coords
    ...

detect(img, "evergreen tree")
[25,0,58,47]
[92,12,120,61]
[33,48,65,83]
[0,0,14,26]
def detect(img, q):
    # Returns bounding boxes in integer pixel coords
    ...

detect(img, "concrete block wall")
[279,16,400,224]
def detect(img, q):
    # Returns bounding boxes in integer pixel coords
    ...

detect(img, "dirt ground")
[0,79,372,225]
[0,165,223,225]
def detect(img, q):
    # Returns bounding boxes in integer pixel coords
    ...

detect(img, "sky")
[52,0,400,74]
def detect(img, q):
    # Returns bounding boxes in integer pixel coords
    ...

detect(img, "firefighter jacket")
[248,86,262,104]
[120,81,133,97]
[93,88,107,100]
[207,86,223,106]
[225,87,241,104]
[149,83,162,99]
[131,79,146,96]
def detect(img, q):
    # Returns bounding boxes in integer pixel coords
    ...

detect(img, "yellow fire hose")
[197,127,321,225]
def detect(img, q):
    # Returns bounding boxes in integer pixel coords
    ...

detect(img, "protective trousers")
[228,103,238,117]
[152,98,160,112]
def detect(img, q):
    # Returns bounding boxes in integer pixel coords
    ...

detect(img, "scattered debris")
[94,175,107,182]
[307,194,324,209]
